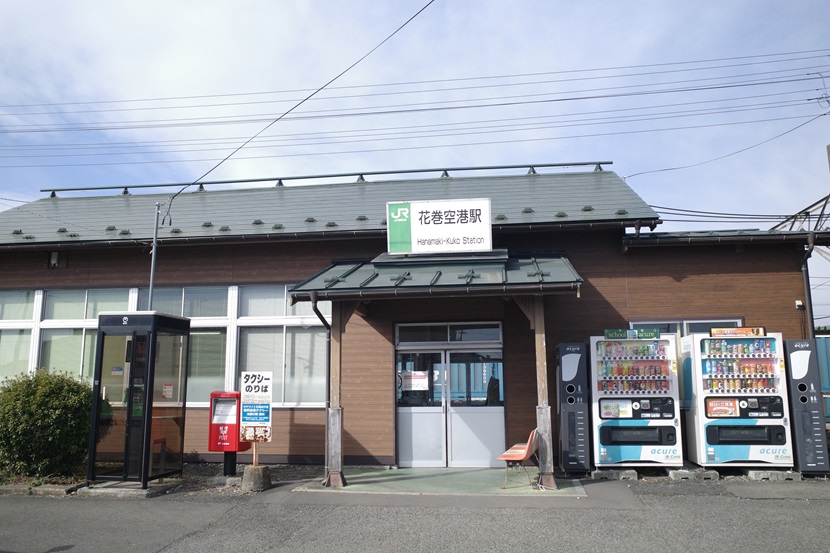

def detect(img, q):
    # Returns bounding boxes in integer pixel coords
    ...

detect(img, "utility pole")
[148,202,160,310]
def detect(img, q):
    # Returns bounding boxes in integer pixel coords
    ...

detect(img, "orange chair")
[496,428,539,488]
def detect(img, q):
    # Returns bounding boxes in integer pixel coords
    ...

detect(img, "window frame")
[0,285,332,409]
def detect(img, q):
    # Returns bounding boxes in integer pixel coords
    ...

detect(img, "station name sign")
[387,198,492,255]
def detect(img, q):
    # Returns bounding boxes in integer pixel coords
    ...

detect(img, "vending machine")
[783,340,829,474]
[555,342,591,474]
[680,330,793,468]
[590,331,682,467]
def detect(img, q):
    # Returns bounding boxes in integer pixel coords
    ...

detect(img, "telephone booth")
[87,312,190,488]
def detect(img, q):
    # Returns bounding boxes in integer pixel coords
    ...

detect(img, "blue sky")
[1,0,829,320]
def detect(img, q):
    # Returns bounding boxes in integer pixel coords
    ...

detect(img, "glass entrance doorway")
[396,349,505,467]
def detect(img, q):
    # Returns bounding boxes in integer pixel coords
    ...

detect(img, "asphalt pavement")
[1,468,829,553]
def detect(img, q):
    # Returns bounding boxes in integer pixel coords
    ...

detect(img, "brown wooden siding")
[183,407,327,462]
[0,230,810,462]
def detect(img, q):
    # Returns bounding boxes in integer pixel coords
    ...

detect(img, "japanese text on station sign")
[387,198,492,254]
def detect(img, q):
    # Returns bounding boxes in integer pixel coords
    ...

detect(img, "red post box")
[208,391,251,452]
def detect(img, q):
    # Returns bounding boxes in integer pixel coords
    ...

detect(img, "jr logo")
[390,207,409,222]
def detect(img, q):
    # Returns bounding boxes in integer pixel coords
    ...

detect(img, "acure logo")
[390,207,409,222]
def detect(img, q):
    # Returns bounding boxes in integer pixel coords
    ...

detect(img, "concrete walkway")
[295,467,585,496]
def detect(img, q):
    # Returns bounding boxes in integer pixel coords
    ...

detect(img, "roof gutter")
[291,281,582,303]
[0,229,389,252]
[622,232,830,248]
[496,218,660,234]
[0,219,661,252]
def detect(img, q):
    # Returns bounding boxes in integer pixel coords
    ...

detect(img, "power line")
[5,56,827,118]
[2,48,827,110]
[163,0,438,221]
[0,89,814,154]
[0,99,815,160]
[1,113,819,169]
[624,110,829,179]
[0,73,821,136]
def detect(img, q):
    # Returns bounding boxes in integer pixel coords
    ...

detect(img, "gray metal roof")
[290,249,583,301]
[0,169,659,249]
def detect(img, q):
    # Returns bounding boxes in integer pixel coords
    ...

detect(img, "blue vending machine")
[681,330,793,468]
[590,331,682,468]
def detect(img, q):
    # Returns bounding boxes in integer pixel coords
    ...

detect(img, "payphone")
[88,312,190,489]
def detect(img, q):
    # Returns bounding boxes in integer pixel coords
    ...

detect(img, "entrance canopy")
[290,249,582,301]
[289,249,581,488]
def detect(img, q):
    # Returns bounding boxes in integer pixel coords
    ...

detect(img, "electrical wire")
[624,111,829,179]
[5,57,828,119]
[0,88,814,155]
[1,113,820,169]
[161,0,437,223]
[1,71,823,135]
[2,48,827,111]
[0,99,815,160]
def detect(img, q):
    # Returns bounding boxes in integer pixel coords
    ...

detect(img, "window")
[44,290,86,319]
[398,325,448,343]
[187,329,226,402]
[684,320,740,335]
[450,323,500,342]
[139,287,183,316]
[238,327,285,401]
[631,319,741,337]
[184,287,227,318]
[0,291,34,320]
[0,329,30,380]
[86,289,129,318]
[44,289,128,320]
[0,284,331,406]
[239,284,331,318]
[284,327,327,403]
[240,286,285,317]
[397,322,503,346]
[39,328,97,381]
[138,287,228,317]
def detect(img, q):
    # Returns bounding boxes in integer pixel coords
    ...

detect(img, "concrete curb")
[76,479,182,499]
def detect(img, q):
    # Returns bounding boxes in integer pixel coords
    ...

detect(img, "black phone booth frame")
[87,312,190,489]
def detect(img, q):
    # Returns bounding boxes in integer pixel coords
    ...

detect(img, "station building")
[0,163,819,484]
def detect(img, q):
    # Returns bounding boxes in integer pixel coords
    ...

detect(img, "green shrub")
[0,371,100,477]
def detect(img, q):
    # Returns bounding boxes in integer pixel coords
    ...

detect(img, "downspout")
[309,291,332,482]
[802,232,816,340]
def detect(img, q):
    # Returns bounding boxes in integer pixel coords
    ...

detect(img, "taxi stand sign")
[387,198,492,255]
[240,371,273,443]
